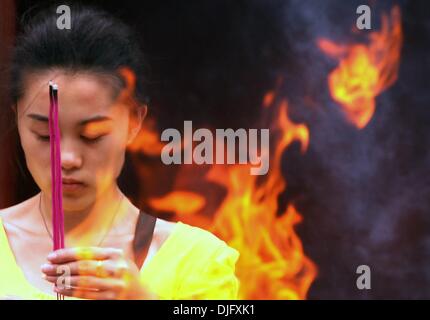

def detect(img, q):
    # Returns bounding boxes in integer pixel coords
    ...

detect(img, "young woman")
[0,4,239,300]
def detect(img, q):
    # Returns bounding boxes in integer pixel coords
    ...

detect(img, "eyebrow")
[27,114,113,125]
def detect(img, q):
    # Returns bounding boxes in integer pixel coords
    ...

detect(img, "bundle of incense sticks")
[49,81,65,300]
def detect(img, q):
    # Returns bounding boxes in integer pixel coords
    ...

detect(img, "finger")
[42,260,129,278]
[52,276,126,300]
[43,275,101,289]
[46,275,126,292]
[47,247,124,263]
[41,263,71,276]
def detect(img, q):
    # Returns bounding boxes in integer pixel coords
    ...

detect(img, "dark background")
[1,0,429,299]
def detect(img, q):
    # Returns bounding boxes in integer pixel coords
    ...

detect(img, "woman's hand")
[41,247,158,300]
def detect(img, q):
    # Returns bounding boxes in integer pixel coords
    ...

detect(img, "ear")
[127,105,147,145]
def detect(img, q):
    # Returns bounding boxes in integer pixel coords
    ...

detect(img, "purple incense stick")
[49,81,65,300]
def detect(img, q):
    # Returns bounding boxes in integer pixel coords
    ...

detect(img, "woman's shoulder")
[0,196,37,230]
[153,218,177,243]
[160,220,239,262]
[144,220,240,299]
[0,202,18,220]
[174,221,228,246]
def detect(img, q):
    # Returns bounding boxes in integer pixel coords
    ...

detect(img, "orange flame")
[148,191,206,216]
[129,96,317,299]
[206,100,316,299]
[318,6,403,129]
[263,91,275,108]
[127,118,166,156]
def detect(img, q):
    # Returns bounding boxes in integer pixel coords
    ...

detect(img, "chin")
[61,191,94,210]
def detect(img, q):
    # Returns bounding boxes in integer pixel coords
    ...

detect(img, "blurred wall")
[0,0,16,208]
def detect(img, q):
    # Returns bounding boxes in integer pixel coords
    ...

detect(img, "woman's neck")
[39,185,132,247]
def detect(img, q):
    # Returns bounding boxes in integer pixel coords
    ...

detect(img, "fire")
[207,100,316,299]
[318,6,403,129]
[128,96,317,299]
[263,91,275,108]
[127,5,404,298]
[148,191,206,216]
[127,118,166,156]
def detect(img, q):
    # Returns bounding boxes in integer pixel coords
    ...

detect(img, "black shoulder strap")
[132,211,157,270]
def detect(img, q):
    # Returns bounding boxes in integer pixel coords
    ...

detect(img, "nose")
[61,141,83,171]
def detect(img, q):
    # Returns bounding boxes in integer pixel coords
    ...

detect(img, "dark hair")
[10,3,149,106]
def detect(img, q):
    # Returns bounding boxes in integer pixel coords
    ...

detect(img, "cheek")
[19,129,51,189]
[88,133,127,188]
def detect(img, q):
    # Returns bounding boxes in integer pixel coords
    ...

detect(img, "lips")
[62,177,86,192]
[62,177,84,185]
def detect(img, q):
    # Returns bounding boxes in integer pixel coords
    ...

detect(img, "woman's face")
[17,70,144,211]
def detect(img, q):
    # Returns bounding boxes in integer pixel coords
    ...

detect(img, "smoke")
[280,0,430,298]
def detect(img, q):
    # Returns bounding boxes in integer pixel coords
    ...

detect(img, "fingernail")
[47,252,57,261]
[41,263,54,272]
[41,273,47,279]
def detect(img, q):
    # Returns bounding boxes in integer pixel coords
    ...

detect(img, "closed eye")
[36,134,50,142]
[80,135,106,143]
[34,134,106,143]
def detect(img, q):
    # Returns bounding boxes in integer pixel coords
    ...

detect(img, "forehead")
[18,70,118,118]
